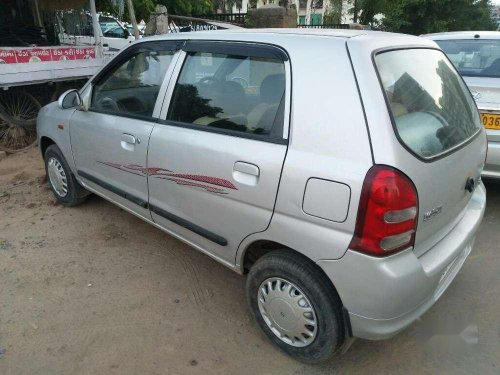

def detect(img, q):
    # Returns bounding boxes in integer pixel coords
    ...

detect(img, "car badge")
[471,90,482,100]
[423,205,443,222]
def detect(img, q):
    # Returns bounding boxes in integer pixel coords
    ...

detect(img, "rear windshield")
[435,39,500,78]
[375,48,481,159]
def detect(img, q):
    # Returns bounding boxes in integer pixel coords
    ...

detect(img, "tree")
[96,0,154,22]
[126,0,140,38]
[95,0,120,16]
[323,0,344,24]
[157,0,214,15]
[354,0,497,35]
[131,0,155,22]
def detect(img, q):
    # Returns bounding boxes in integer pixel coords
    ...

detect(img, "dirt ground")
[0,148,499,375]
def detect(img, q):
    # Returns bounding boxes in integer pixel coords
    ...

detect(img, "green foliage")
[157,0,214,15]
[95,0,120,16]
[354,0,497,34]
[323,0,343,25]
[131,0,156,22]
[245,11,255,28]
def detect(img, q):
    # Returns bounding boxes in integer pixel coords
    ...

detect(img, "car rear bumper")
[317,182,486,340]
[483,140,500,179]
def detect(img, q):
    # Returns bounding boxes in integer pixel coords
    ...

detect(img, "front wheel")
[246,250,345,364]
[44,144,88,206]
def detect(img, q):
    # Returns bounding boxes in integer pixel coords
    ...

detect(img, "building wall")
[231,0,354,25]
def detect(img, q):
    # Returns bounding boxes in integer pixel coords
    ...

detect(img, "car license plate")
[481,113,500,129]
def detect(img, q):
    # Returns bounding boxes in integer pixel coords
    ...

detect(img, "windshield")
[375,48,481,159]
[435,39,500,78]
[99,16,123,34]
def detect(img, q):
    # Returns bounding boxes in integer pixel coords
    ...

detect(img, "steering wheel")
[198,76,219,85]
[231,77,248,89]
[98,97,120,112]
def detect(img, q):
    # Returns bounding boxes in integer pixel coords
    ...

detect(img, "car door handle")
[121,133,138,151]
[233,162,260,186]
[121,133,136,144]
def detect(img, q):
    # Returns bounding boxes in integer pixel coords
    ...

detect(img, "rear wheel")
[246,250,345,364]
[44,144,88,206]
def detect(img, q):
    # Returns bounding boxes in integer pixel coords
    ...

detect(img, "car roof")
[141,28,432,48]
[144,28,367,39]
[423,31,500,40]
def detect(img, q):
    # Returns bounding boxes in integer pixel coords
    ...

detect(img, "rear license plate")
[481,113,500,129]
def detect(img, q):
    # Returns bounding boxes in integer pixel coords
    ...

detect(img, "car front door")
[148,41,290,264]
[70,42,180,218]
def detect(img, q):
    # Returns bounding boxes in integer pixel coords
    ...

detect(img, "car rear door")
[353,42,487,257]
[147,41,291,264]
[70,41,180,218]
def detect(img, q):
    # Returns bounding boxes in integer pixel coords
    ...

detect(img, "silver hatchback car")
[37,29,487,363]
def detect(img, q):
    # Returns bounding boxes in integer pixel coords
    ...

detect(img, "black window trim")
[88,40,184,121]
[371,45,482,163]
[157,118,288,145]
[161,41,290,145]
[182,40,289,61]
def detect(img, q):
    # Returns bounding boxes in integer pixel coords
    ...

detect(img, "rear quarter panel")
[236,35,373,267]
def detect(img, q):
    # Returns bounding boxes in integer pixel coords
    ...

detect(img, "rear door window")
[375,48,481,159]
[167,47,286,141]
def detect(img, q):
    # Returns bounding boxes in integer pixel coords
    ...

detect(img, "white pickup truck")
[57,12,135,51]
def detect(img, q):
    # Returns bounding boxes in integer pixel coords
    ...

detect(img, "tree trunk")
[305,0,313,24]
[126,0,140,39]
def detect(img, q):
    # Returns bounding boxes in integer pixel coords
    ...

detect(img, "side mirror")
[58,89,82,109]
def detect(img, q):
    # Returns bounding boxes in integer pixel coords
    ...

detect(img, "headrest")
[260,74,285,104]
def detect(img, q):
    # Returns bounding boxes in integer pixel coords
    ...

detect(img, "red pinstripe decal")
[98,161,238,194]
[163,177,227,194]
[97,161,145,176]
[165,174,237,190]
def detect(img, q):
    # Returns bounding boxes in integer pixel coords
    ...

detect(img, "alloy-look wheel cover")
[47,157,68,198]
[257,277,318,347]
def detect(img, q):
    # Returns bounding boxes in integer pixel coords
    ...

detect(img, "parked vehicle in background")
[37,29,486,363]
[125,23,146,38]
[0,0,109,154]
[425,31,500,179]
[56,11,135,51]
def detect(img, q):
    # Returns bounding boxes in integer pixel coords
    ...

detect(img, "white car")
[125,23,146,38]
[425,31,500,178]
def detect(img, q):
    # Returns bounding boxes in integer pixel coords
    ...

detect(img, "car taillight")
[350,165,418,257]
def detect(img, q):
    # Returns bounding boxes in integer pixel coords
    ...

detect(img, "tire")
[246,250,345,364]
[44,144,88,206]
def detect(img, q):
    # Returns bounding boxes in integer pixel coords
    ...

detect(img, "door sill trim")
[77,170,148,208]
[78,182,239,273]
[150,205,228,246]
